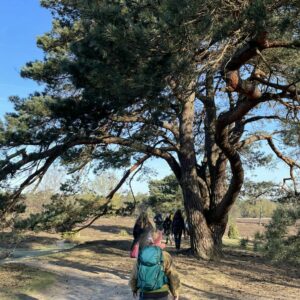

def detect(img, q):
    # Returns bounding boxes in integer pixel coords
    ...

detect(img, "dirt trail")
[2,217,300,300]
[21,259,132,300]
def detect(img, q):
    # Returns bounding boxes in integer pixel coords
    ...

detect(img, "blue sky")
[0,0,52,114]
[0,0,291,194]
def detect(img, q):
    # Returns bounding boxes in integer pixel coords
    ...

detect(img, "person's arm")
[133,224,139,240]
[163,252,180,298]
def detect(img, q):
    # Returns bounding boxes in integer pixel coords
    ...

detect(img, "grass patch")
[61,231,83,244]
[119,229,129,236]
[0,263,56,300]
[222,237,253,251]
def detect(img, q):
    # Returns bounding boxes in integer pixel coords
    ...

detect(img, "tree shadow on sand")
[77,239,132,254]
[90,224,132,235]
[49,257,130,280]
[0,233,60,249]
[15,294,39,300]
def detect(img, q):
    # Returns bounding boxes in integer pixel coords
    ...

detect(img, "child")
[129,230,180,300]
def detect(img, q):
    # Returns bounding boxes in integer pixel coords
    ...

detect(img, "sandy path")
[23,259,132,300]
[2,217,299,300]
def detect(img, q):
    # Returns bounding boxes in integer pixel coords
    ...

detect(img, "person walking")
[131,212,153,257]
[129,230,180,300]
[154,212,164,231]
[172,210,185,251]
[163,214,173,245]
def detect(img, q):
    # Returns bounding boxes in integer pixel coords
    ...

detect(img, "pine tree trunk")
[209,221,227,257]
[177,84,229,260]
[181,180,226,259]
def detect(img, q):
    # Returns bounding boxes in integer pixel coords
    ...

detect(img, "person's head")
[174,209,182,219]
[135,211,151,228]
[139,229,162,250]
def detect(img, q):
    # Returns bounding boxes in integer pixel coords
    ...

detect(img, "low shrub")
[264,204,300,265]
[61,231,80,243]
[228,222,239,239]
[253,231,264,252]
[119,229,129,236]
[240,238,249,248]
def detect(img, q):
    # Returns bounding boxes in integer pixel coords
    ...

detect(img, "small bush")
[264,204,300,264]
[228,222,239,239]
[61,231,80,243]
[253,231,264,252]
[240,238,249,248]
[119,229,129,236]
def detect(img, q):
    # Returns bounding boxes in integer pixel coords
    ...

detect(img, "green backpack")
[137,246,168,293]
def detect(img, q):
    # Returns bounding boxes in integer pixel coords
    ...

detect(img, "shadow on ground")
[49,257,130,280]
[0,233,60,249]
[15,294,39,300]
[90,225,132,235]
[77,239,132,253]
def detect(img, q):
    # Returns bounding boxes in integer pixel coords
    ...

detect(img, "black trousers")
[174,231,182,250]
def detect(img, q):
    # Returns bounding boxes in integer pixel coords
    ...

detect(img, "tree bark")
[178,87,220,259]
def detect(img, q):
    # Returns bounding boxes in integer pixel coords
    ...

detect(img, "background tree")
[148,175,183,213]
[238,180,278,223]
[1,0,300,259]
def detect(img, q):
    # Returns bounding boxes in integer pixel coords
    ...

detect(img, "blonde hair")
[138,229,161,250]
[135,212,152,228]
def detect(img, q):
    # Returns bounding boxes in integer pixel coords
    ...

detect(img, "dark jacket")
[133,222,153,241]
[154,213,164,225]
[172,215,185,234]
[163,217,172,234]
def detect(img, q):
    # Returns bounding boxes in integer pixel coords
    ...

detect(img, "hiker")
[129,230,180,300]
[131,212,154,258]
[163,214,173,245]
[154,212,164,231]
[172,210,185,251]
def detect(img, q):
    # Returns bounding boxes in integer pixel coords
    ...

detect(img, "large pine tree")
[1,0,300,259]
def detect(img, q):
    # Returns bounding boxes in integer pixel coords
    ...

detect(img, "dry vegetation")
[0,264,55,300]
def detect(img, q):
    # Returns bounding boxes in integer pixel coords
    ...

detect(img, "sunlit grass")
[222,237,254,251]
